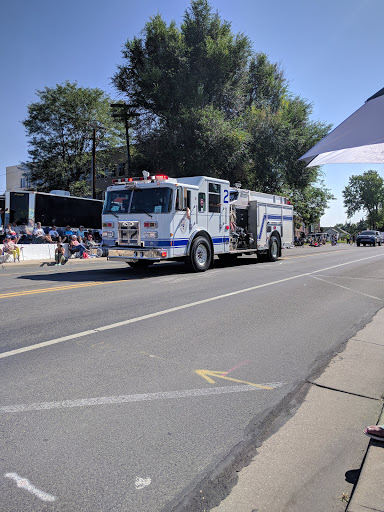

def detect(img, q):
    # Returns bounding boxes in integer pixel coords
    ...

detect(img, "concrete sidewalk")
[213,308,384,512]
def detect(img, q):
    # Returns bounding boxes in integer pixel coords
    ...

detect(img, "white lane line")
[5,473,56,502]
[0,384,283,414]
[1,252,383,360]
[316,274,383,282]
[311,276,382,300]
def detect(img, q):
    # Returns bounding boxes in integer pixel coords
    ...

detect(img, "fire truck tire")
[266,236,280,262]
[128,261,151,270]
[187,236,212,272]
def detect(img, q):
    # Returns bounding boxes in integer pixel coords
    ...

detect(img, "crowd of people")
[293,232,359,247]
[1,221,102,263]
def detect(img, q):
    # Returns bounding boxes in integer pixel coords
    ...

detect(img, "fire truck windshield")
[103,187,173,214]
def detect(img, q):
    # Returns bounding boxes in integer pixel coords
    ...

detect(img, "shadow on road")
[16,256,261,284]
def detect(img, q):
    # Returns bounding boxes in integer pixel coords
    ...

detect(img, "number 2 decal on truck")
[223,190,229,203]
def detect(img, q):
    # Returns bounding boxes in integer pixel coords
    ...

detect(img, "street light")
[110,103,139,178]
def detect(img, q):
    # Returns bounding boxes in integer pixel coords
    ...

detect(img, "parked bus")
[0,195,5,239]
[4,190,103,230]
[0,195,5,221]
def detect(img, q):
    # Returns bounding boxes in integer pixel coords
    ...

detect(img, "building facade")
[6,165,30,191]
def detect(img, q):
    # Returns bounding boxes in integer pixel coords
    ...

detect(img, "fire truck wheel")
[187,236,211,272]
[266,236,280,262]
[128,261,151,270]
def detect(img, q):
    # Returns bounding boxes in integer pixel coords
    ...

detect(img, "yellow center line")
[0,248,357,299]
[0,261,112,278]
[0,280,129,299]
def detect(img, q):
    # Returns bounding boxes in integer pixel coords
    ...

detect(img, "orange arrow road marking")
[194,369,273,389]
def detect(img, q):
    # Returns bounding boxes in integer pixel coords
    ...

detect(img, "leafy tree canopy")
[343,170,384,229]
[23,81,125,196]
[113,0,333,221]
[113,0,252,121]
[290,181,335,228]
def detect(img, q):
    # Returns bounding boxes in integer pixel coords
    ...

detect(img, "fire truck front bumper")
[107,247,167,261]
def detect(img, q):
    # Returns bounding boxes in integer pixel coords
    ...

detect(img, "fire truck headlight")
[102,231,114,237]
[143,231,158,238]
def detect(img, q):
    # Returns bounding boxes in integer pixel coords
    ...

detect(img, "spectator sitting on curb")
[33,222,53,244]
[10,236,21,261]
[77,225,86,239]
[77,236,89,258]
[55,242,66,265]
[24,220,34,242]
[49,225,60,242]
[1,236,11,260]
[69,235,85,258]
[2,235,20,262]
[364,424,384,441]
[84,233,97,250]
[11,221,25,241]
[5,224,20,243]
[91,229,102,242]
[64,225,75,239]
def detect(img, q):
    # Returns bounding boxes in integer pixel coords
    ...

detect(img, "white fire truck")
[103,173,293,271]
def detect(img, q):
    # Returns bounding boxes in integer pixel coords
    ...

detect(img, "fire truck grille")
[118,220,140,245]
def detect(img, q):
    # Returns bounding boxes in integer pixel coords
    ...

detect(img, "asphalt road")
[1,244,384,511]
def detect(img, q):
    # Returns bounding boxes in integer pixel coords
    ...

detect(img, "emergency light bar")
[112,175,169,184]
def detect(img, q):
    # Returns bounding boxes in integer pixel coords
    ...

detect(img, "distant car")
[356,230,382,246]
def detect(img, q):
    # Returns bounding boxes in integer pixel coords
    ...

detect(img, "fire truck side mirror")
[176,187,184,211]
[176,187,190,211]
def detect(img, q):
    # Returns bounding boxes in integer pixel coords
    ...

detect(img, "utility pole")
[110,103,139,178]
[89,123,105,199]
[91,128,96,199]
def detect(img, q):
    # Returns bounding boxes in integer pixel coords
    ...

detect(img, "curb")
[347,407,384,512]
[0,257,108,269]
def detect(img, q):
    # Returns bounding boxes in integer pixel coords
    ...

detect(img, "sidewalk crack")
[352,338,384,348]
[306,381,382,401]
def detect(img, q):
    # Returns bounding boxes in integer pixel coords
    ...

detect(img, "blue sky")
[1,0,384,225]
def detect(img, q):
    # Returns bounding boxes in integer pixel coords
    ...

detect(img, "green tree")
[113,0,252,179]
[290,182,335,227]
[241,95,330,194]
[343,170,384,229]
[22,82,125,196]
[113,0,252,121]
[246,52,287,112]
[113,0,331,216]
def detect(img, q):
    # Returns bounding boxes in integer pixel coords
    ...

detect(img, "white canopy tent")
[300,88,384,167]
